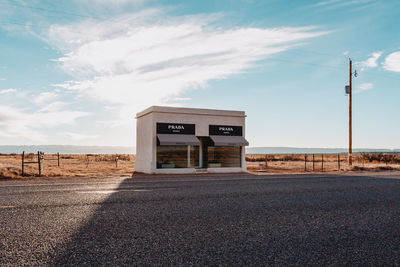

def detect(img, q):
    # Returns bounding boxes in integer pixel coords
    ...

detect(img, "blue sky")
[0,0,399,148]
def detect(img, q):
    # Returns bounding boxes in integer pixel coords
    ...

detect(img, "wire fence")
[2,152,400,178]
[246,153,400,173]
[0,152,135,178]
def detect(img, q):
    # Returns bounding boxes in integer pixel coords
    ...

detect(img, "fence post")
[304,154,307,171]
[57,152,60,167]
[115,156,118,168]
[264,154,268,168]
[312,154,315,171]
[22,151,25,176]
[37,151,41,177]
[321,154,324,172]
[337,154,340,171]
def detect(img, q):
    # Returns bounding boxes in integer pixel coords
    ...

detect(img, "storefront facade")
[135,106,249,174]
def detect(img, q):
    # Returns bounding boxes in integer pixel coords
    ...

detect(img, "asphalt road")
[1,173,400,266]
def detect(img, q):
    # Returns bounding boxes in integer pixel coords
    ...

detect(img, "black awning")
[209,135,249,146]
[157,134,200,146]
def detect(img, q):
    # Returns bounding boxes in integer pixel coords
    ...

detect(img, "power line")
[0,20,27,26]
[289,48,366,63]
[0,1,135,25]
[1,2,400,81]
[261,56,400,82]
[2,21,399,81]
[290,48,351,59]
[373,71,400,82]
[266,57,344,71]
[0,2,137,36]
[0,20,102,38]
[268,55,400,82]
[0,1,101,19]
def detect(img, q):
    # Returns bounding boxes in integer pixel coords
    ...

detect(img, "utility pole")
[349,59,352,166]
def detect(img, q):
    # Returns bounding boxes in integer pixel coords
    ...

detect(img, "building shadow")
[48,174,400,266]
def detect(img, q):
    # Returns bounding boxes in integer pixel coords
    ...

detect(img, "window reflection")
[207,146,241,168]
[157,145,199,169]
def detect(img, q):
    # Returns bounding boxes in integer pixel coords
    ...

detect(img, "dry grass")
[0,154,135,179]
[1,153,400,179]
[246,154,400,173]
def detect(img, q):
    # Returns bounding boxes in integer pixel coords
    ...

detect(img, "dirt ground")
[246,161,400,173]
[246,154,400,173]
[0,154,135,179]
[1,153,400,179]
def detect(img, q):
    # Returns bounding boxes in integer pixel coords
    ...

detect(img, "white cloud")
[47,10,326,122]
[59,132,99,141]
[355,82,373,93]
[0,88,29,99]
[38,101,69,112]
[172,97,192,101]
[0,104,91,141]
[356,51,382,70]
[32,92,59,105]
[382,51,400,73]
[0,78,6,81]
[96,120,125,128]
[0,88,17,94]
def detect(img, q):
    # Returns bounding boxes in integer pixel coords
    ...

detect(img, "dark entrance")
[199,137,212,168]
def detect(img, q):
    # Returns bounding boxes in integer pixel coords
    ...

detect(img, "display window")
[155,122,247,169]
[207,146,241,168]
[157,145,199,169]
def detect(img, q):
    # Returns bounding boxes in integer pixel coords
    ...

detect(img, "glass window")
[188,145,200,168]
[157,145,199,169]
[207,146,241,168]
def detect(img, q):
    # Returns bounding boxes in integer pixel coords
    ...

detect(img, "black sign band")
[209,125,242,136]
[157,123,195,135]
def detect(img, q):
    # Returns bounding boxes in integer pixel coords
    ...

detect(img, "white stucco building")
[135,106,249,174]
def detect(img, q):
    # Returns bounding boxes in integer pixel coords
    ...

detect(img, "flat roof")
[136,106,246,119]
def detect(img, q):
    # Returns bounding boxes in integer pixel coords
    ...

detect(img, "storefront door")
[199,137,212,168]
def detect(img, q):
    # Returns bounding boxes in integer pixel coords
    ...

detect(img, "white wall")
[135,106,247,174]
[135,113,155,173]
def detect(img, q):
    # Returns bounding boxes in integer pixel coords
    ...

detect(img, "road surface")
[1,173,400,266]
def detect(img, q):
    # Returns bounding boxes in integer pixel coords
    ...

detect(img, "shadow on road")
[48,174,400,266]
